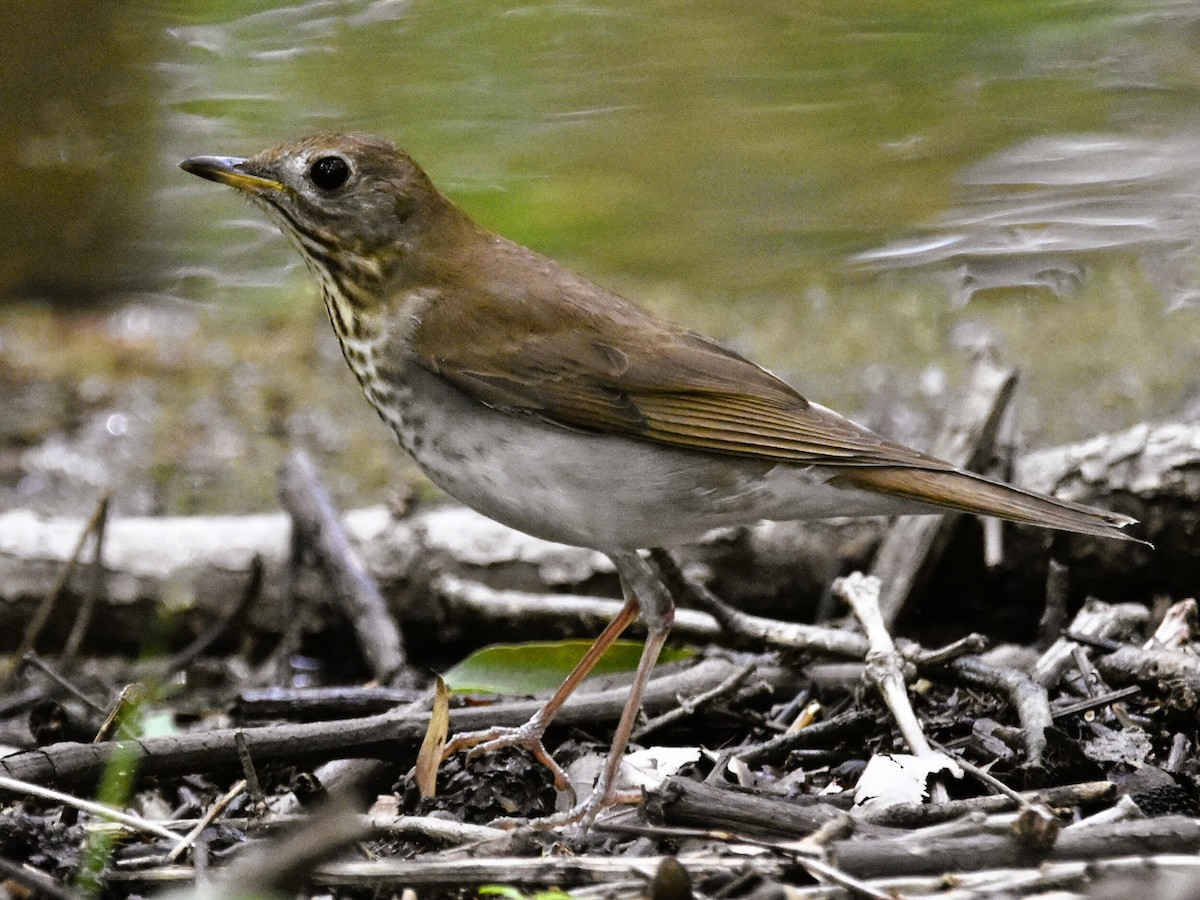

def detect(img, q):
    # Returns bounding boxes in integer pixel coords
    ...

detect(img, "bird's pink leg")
[441,551,676,831]
[441,592,641,795]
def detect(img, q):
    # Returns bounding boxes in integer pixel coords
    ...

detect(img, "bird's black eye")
[308,155,350,190]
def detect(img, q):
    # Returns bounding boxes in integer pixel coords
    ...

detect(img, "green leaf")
[479,888,574,900]
[479,887,527,900]
[444,639,694,695]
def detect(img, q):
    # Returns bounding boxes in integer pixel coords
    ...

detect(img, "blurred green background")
[2,0,1198,516]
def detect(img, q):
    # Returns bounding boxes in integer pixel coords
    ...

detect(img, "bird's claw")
[442,723,574,798]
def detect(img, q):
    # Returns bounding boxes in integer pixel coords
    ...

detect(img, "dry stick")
[1051,684,1140,719]
[827,815,1200,879]
[833,573,950,804]
[631,658,756,741]
[21,652,107,716]
[234,732,266,807]
[954,854,1200,900]
[132,813,506,845]
[234,685,421,718]
[647,551,870,658]
[1064,794,1143,829]
[244,813,509,848]
[1037,559,1070,649]
[888,810,991,843]
[980,515,1005,570]
[640,826,865,900]
[192,837,211,889]
[911,633,987,665]
[652,555,1053,770]
[768,688,813,729]
[1146,597,1197,650]
[106,853,789,890]
[776,853,1200,900]
[276,517,306,685]
[1097,643,1200,695]
[796,855,893,900]
[279,451,405,682]
[982,390,1021,570]
[735,709,877,768]
[595,817,832,852]
[1066,632,1123,652]
[441,574,725,643]
[60,493,110,667]
[926,738,1035,812]
[931,654,1052,770]
[1074,643,1107,696]
[363,814,507,843]
[871,348,1018,627]
[2,493,111,690]
[119,848,1200,900]
[1034,598,1149,687]
[160,555,264,677]
[166,779,247,863]
[1167,733,1191,772]
[0,774,186,849]
[104,853,1200,895]
[0,657,765,788]
[863,781,1115,829]
[647,775,848,838]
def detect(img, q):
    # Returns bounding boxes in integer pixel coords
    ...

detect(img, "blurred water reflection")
[856,133,1200,310]
[2,0,1199,506]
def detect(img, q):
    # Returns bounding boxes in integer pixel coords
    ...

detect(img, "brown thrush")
[182,133,1139,826]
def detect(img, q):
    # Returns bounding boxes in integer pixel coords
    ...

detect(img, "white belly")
[362,362,914,552]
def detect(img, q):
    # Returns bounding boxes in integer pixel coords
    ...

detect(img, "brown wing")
[409,250,948,470]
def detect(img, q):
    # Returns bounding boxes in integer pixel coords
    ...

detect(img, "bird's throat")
[311,273,395,421]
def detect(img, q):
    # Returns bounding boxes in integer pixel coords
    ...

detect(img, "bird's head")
[181,133,469,312]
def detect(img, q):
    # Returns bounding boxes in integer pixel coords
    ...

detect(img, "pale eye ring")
[309,155,351,190]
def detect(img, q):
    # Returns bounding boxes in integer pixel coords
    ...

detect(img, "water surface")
[3,0,1198,513]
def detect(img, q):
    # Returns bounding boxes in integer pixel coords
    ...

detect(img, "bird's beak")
[180,155,285,194]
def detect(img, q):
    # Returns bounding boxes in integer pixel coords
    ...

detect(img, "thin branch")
[0,774,186,849]
[60,493,110,666]
[3,492,111,689]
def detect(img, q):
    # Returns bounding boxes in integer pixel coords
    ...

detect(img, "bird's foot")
[442,722,573,799]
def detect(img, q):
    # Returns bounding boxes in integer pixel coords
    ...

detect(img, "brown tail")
[831,466,1148,544]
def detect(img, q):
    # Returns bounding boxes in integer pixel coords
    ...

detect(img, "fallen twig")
[0,773,187,850]
[3,492,111,689]
[60,493,110,667]
[0,657,786,788]
[1034,599,1149,687]
[834,573,949,803]
[280,450,405,682]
